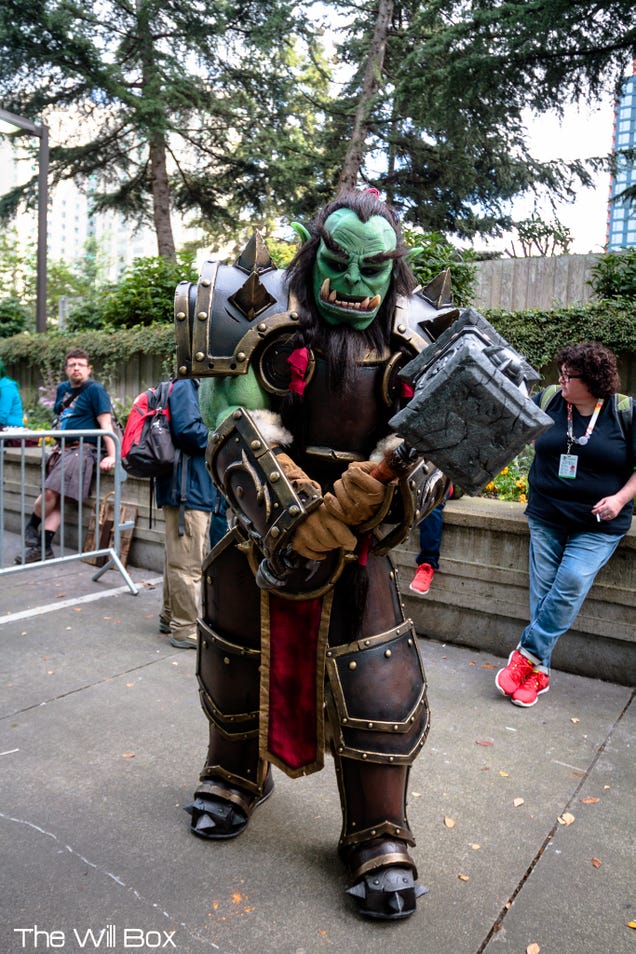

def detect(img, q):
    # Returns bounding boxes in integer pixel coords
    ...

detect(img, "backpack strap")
[614,393,633,446]
[539,384,561,412]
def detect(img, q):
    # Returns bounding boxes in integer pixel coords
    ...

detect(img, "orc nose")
[343,261,361,287]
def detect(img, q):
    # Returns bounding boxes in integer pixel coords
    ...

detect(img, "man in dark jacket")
[155,378,216,649]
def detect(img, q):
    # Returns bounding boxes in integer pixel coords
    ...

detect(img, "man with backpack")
[17,349,116,564]
[155,378,216,650]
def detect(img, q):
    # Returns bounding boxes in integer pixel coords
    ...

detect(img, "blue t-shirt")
[525,390,635,535]
[54,379,112,444]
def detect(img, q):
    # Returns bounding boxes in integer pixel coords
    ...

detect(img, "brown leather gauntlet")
[277,453,356,560]
[323,461,393,527]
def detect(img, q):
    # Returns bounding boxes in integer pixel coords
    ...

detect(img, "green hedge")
[1,298,633,388]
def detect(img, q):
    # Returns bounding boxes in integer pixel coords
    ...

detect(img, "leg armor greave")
[325,555,430,918]
[188,533,273,839]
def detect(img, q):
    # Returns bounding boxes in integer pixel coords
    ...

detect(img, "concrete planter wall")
[394,497,635,687]
[3,450,634,685]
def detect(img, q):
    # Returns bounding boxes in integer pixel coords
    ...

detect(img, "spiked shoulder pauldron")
[175,234,302,394]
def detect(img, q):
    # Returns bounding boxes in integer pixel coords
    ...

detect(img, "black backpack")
[121,381,176,478]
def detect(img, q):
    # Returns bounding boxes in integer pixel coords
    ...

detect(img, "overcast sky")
[480,94,615,256]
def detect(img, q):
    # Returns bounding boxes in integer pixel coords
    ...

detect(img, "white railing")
[0,429,138,595]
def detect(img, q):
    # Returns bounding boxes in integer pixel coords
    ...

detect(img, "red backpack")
[121,381,176,478]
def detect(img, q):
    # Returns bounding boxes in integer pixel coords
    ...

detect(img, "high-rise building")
[607,62,636,250]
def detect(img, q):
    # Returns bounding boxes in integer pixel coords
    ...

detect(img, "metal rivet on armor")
[342,718,348,724]
[207,576,212,584]
[362,753,368,759]
[364,640,370,646]
[371,829,377,836]
[393,724,399,731]
[409,480,416,489]
[224,657,230,665]
[389,756,394,762]
[257,322,267,332]
[270,471,280,481]
[250,440,262,450]
[195,351,205,361]
[385,649,392,658]
[201,279,211,287]
[415,510,421,519]
[202,640,207,649]
[271,527,280,538]
[237,351,246,361]
[179,365,187,375]
[397,323,406,332]
[395,828,401,835]
[290,311,299,319]
[233,410,242,419]
[289,505,300,516]
[197,311,207,320]
[338,746,344,753]
[368,722,373,728]
[389,571,395,580]
[408,638,413,646]
[176,311,186,320]
[327,651,332,657]
[348,661,357,670]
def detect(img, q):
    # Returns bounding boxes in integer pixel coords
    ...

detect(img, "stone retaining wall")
[3,449,634,685]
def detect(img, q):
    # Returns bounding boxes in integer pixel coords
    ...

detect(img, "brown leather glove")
[276,452,322,497]
[291,505,357,561]
[323,460,391,527]
[276,452,356,560]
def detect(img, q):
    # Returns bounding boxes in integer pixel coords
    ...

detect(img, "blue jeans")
[416,499,446,570]
[519,516,623,672]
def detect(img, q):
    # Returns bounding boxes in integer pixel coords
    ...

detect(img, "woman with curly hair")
[496,341,636,707]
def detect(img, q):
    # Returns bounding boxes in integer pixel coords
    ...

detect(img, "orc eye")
[360,265,384,277]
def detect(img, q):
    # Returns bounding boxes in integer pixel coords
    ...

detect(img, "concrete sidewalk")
[1,552,634,954]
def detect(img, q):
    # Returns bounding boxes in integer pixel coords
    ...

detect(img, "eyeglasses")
[559,371,582,382]
[66,362,89,368]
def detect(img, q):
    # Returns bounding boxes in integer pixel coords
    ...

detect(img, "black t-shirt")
[525,391,635,535]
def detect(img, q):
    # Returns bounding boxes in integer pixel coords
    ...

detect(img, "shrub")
[0,296,30,337]
[589,248,636,299]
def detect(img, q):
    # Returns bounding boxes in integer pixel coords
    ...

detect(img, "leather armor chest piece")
[285,350,399,487]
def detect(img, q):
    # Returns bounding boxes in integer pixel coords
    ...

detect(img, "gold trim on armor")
[339,821,416,849]
[350,851,417,881]
[197,769,264,800]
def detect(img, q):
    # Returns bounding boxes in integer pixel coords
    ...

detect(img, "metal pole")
[0,107,49,333]
[36,124,49,333]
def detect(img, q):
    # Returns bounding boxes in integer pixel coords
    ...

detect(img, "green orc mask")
[312,209,398,331]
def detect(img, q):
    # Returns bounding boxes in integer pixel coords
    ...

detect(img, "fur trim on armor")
[369,433,401,463]
[250,409,293,447]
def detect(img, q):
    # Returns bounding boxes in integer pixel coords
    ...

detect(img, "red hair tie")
[288,347,310,396]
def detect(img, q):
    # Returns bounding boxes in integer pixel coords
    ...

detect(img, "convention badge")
[559,454,578,479]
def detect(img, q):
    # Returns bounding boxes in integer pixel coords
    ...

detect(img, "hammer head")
[390,308,553,495]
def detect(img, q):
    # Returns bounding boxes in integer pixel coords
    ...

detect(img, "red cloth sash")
[259,590,331,777]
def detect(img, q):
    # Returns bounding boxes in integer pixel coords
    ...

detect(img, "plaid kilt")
[45,442,98,502]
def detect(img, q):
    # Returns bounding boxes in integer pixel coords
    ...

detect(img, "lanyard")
[566,399,604,453]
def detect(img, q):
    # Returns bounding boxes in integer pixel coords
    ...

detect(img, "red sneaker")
[410,563,435,596]
[495,650,535,696]
[511,671,550,707]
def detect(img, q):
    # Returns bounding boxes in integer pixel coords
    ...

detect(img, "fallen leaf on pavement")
[470,843,480,850]
[527,944,540,954]
[513,797,525,808]
[444,816,456,829]
[558,812,575,826]
[570,717,580,724]
[475,739,493,747]
[121,752,135,759]
[580,797,600,804]
[499,770,510,777]
[458,873,469,881]
[627,921,636,929]
[481,663,496,670]
[591,858,602,868]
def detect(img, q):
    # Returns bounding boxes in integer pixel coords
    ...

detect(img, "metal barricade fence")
[0,428,138,595]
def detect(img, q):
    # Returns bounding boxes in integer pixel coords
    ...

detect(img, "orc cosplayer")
[173,190,522,920]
